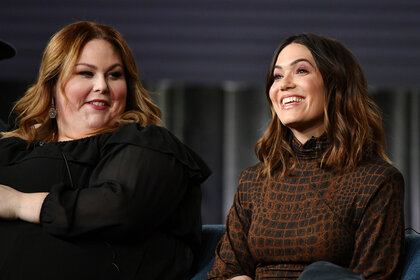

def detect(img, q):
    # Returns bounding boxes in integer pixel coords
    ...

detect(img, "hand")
[230,276,253,280]
[0,184,20,219]
[0,184,48,223]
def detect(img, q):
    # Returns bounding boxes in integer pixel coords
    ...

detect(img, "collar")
[291,133,329,160]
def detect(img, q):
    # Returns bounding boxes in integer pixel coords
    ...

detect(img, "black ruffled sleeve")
[40,124,210,237]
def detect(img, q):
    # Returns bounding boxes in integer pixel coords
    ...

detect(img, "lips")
[86,99,110,110]
[88,101,108,106]
[86,99,110,106]
[281,95,304,106]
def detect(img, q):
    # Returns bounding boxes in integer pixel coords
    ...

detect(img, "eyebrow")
[75,63,123,71]
[274,58,315,70]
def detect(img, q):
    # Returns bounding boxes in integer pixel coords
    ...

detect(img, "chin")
[279,119,300,128]
[87,118,112,128]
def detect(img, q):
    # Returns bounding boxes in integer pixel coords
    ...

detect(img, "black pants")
[298,261,365,280]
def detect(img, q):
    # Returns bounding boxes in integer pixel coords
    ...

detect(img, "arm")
[208,170,256,279]
[349,170,405,279]
[40,144,192,237]
[0,184,47,223]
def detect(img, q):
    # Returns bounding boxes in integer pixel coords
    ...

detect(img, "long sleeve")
[349,170,405,279]
[0,124,210,279]
[40,142,195,237]
[208,170,256,279]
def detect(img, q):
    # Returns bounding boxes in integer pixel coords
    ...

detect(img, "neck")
[290,125,325,145]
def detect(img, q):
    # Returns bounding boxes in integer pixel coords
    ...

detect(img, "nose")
[93,75,109,94]
[280,73,295,91]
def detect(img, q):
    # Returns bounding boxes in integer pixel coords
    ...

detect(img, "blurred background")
[0,0,419,231]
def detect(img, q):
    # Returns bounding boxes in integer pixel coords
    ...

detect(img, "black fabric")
[0,123,211,280]
[0,118,6,131]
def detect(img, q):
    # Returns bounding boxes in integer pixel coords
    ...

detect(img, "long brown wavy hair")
[256,33,390,178]
[3,21,161,142]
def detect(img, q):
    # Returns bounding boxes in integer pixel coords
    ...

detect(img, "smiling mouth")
[282,96,303,105]
[88,101,108,106]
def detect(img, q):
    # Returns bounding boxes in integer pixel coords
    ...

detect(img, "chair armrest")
[401,234,420,280]
[191,224,226,280]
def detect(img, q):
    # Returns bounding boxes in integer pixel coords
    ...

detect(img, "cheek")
[314,83,325,111]
[269,86,281,113]
[305,78,325,107]
[116,83,127,99]
[63,82,90,106]
[268,85,278,104]
[112,82,128,109]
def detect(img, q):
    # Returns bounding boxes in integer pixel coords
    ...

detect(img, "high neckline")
[291,133,329,160]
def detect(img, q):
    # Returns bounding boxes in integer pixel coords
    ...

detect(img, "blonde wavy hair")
[256,33,390,178]
[3,21,161,142]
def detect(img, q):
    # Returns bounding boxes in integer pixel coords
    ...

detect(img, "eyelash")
[273,68,309,79]
[78,71,93,77]
[108,72,123,79]
[77,71,123,79]
[273,74,283,80]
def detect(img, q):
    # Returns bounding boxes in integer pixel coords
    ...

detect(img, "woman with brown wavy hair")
[209,33,404,279]
[0,21,210,280]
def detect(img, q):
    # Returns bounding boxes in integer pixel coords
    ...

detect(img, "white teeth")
[282,96,303,105]
[89,101,107,106]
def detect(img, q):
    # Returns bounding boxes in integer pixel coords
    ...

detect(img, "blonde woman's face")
[54,39,127,141]
[269,43,325,144]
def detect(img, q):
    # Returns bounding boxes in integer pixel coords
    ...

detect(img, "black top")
[0,123,211,280]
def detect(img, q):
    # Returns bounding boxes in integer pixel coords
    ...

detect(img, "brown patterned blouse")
[208,136,405,280]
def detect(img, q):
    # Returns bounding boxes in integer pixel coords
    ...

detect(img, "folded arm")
[40,144,190,237]
[0,183,48,223]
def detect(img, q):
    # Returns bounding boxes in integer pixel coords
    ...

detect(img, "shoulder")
[237,162,264,192]
[106,123,180,146]
[0,135,26,150]
[105,123,192,159]
[105,123,211,183]
[347,157,404,199]
[0,136,32,165]
[239,163,261,181]
[0,135,26,145]
[358,157,404,185]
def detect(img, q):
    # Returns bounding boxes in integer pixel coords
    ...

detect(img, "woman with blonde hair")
[0,21,210,280]
[208,33,404,279]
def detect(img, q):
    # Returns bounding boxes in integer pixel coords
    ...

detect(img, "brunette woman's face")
[54,39,127,141]
[269,43,325,144]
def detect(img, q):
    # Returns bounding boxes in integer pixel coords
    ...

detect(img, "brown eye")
[78,71,93,77]
[297,68,308,74]
[273,74,283,80]
[108,72,123,79]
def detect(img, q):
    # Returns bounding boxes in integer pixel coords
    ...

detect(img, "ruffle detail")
[102,124,211,183]
[0,124,211,183]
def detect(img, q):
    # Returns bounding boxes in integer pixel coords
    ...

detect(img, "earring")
[49,98,57,119]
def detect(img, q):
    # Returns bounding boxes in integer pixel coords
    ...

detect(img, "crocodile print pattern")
[208,137,405,280]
